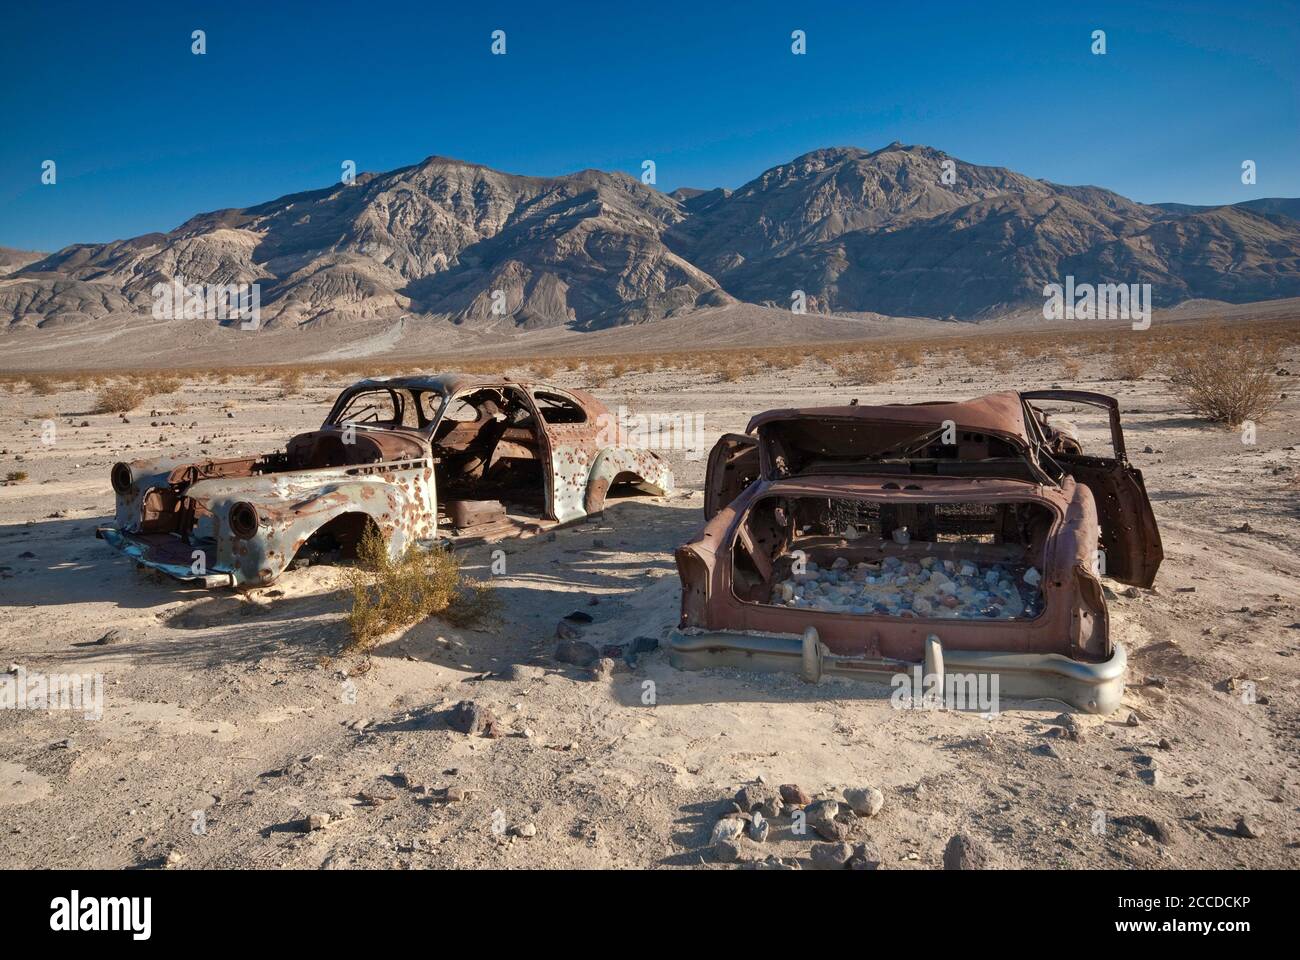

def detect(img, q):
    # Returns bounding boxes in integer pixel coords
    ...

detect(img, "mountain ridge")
[7,144,1300,332]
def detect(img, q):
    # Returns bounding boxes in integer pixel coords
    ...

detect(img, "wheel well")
[301,511,382,560]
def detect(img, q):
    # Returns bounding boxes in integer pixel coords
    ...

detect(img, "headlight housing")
[110,462,134,494]
[228,501,260,539]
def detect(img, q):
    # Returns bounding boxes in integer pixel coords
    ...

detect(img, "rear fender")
[583,447,675,515]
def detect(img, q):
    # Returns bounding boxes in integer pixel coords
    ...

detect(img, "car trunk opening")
[730,492,1057,622]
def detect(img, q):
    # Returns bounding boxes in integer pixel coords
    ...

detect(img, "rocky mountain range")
[5,143,1299,332]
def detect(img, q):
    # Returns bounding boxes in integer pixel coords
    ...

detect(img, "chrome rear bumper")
[667,627,1126,714]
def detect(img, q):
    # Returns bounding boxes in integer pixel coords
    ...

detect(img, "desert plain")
[1,308,1298,870]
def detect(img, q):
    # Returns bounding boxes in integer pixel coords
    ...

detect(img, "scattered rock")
[759,797,785,820]
[554,639,599,667]
[848,842,883,870]
[1125,712,1141,727]
[447,700,499,737]
[627,636,659,657]
[779,783,812,806]
[711,817,746,846]
[588,657,616,680]
[735,784,775,812]
[1235,816,1259,839]
[943,833,988,870]
[843,786,885,817]
[94,629,124,646]
[555,619,585,640]
[563,610,594,624]
[715,839,743,863]
[1054,713,1085,741]
[503,663,545,682]
[512,822,537,839]
[807,799,846,841]
[305,812,330,831]
[809,841,854,870]
[749,812,770,843]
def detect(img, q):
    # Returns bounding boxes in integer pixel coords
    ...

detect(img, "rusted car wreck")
[98,375,673,587]
[669,391,1161,714]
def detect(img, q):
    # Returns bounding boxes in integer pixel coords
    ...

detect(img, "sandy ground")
[4,296,1299,371]
[1,351,1298,869]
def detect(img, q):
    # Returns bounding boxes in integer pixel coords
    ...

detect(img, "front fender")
[195,471,433,586]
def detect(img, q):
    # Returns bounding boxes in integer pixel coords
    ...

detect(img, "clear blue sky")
[1,0,1296,252]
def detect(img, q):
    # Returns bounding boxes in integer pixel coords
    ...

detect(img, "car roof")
[746,391,1030,444]
[341,374,606,413]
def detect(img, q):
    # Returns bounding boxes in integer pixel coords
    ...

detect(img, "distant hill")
[7,145,1300,331]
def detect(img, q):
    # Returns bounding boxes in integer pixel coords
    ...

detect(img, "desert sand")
[1,343,1297,869]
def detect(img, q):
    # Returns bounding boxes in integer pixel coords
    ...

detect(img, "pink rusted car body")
[670,390,1161,713]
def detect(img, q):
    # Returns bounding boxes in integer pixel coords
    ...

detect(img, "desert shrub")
[1111,349,1154,380]
[28,375,58,396]
[1061,358,1082,381]
[719,361,746,382]
[345,527,497,651]
[894,343,923,367]
[278,370,303,396]
[532,360,557,380]
[1167,341,1284,425]
[143,374,180,396]
[832,352,898,385]
[609,362,628,380]
[94,381,148,413]
[5,471,28,483]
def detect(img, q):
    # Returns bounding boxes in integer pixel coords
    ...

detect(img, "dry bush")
[1167,341,1284,425]
[832,352,898,385]
[345,527,497,651]
[28,375,58,396]
[893,343,923,367]
[1061,358,1082,381]
[144,374,181,395]
[278,370,303,396]
[1110,349,1154,380]
[718,361,746,382]
[94,381,149,413]
[532,360,557,379]
[5,471,29,483]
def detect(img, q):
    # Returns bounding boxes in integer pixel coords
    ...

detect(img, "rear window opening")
[730,494,1055,621]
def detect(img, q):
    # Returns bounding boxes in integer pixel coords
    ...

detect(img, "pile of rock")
[710,782,888,868]
[769,555,1043,620]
